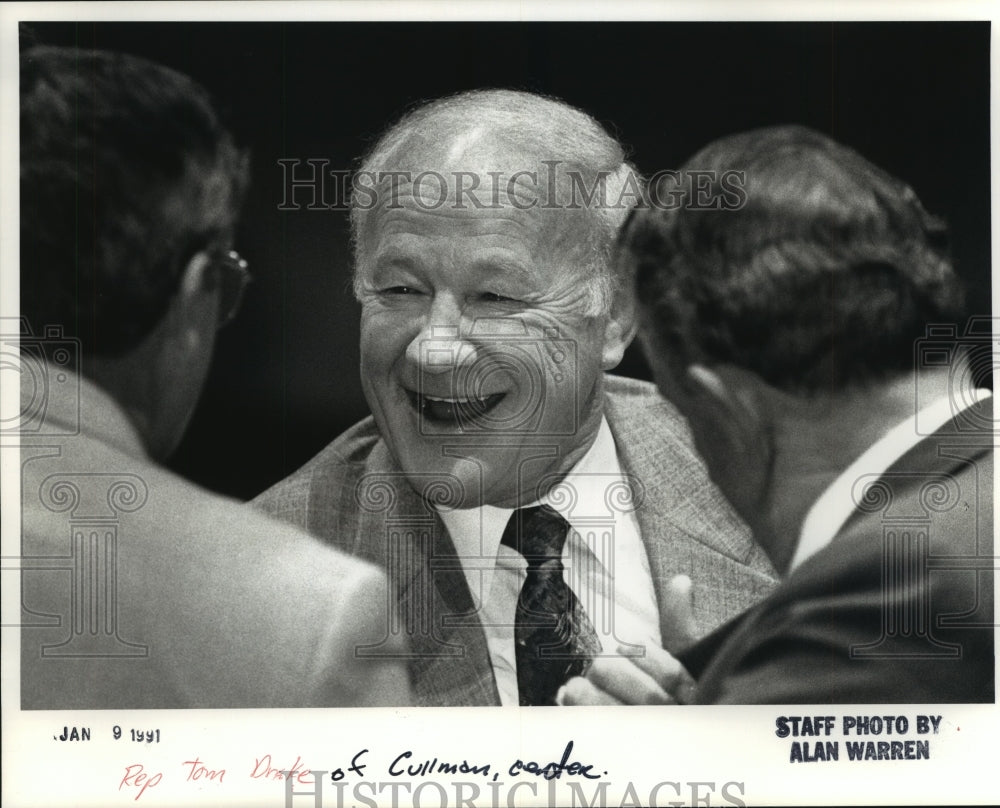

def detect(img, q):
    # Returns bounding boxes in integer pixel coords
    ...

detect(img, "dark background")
[23,21,992,500]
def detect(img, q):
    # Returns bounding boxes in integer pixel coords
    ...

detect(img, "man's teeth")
[424,395,484,404]
[415,391,505,422]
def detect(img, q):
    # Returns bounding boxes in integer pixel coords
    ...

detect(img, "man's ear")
[684,363,767,446]
[682,363,773,525]
[177,251,213,302]
[686,364,740,423]
[143,250,220,459]
[600,284,638,370]
[167,251,217,348]
[93,249,220,462]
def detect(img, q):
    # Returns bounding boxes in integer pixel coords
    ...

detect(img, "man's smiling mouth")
[406,390,507,425]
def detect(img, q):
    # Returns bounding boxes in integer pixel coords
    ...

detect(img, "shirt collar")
[791,388,992,572]
[439,417,622,602]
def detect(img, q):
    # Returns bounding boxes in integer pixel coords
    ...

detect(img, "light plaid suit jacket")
[253,374,778,705]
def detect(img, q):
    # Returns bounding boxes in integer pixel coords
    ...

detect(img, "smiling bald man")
[253,89,777,706]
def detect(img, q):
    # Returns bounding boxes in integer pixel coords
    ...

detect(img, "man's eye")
[383,286,419,295]
[481,292,516,303]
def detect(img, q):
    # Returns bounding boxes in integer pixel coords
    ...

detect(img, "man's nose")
[404,297,478,374]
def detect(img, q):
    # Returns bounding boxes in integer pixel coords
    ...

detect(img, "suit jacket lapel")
[603,382,764,634]
[354,442,499,706]
[405,520,501,706]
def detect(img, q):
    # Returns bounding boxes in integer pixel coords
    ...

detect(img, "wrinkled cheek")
[360,313,411,374]
[359,320,394,413]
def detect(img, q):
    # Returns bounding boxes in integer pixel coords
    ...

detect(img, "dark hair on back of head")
[20,46,249,357]
[622,125,964,394]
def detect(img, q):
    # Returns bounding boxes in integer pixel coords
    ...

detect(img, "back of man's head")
[20,46,248,360]
[622,124,964,394]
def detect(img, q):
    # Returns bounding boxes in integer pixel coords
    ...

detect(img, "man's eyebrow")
[371,248,417,270]
[470,256,534,283]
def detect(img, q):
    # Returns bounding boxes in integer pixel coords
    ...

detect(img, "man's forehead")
[373,127,585,199]
[369,161,554,203]
[371,234,540,286]
[367,173,548,217]
[357,134,602,271]
[362,184,591,264]
[362,199,589,268]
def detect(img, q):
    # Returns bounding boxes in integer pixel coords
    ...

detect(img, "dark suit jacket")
[253,374,778,705]
[681,404,995,703]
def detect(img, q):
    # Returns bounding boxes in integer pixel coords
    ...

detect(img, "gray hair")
[350,89,641,313]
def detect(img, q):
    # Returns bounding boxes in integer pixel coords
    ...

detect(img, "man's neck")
[87,358,151,443]
[761,368,953,573]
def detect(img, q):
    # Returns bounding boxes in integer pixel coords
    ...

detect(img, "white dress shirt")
[791,389,992,572]
[438,418,662,705]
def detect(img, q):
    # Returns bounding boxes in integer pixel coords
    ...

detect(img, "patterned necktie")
[500,505,601,706]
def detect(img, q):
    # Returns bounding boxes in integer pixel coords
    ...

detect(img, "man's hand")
[556,575,699,706]
[556,641,696,705]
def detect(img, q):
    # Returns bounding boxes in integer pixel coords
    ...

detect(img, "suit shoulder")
[301,415,383,469]
[161,490,406,705]
[604,373,692,436]
[604,372,662,401]
[21,447,401,708]
[251,415,381,517]
[697,544,994,703]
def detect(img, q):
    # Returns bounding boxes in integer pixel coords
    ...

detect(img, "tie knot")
[500,505,570,567]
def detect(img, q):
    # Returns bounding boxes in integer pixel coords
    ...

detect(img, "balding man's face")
[356,173,631,508]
